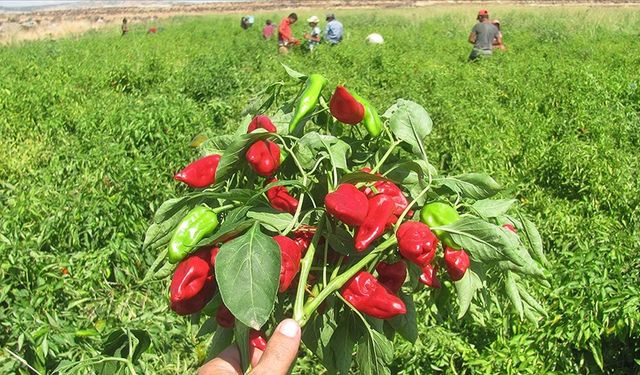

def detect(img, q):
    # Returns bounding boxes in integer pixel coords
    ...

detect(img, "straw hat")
[307,16,319,23]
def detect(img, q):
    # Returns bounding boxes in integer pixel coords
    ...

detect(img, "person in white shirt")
[304,16,322,51]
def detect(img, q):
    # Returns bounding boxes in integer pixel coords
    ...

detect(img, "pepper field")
[1,5,639,374]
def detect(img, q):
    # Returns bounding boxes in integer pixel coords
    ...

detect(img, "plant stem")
[212,203,236,214]
[293,215,326,322]
[393,182,432,232]
[372,140,401,174]
[298,236,398,327]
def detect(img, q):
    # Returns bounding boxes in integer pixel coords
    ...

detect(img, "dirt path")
[1,0,639,44]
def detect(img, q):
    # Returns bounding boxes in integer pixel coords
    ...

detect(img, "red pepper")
[503,223,518,234]
[396,221,438,267]
[341,271,406,319]
[169,247,217,316]
[249,330,267,351]
[359,167,381,196]
[292,225,316,253]
[266,178,298,215]
[174,154,221,188]
[329,86,365,125]
[324,184,369,227]
[360,167,380,176]
[247,115,277,133]
[273,235,302,292]
[215,305,235,328]
[376,261,407,294]
[367,181,407,215]
[246,140,281,177]
[419,264,441,288]
[444,247,470,281]
[354,194,395,251]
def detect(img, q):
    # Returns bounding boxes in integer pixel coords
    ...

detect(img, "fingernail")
[278,319,300,338]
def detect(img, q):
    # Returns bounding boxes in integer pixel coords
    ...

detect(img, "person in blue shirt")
[324,13,343,45]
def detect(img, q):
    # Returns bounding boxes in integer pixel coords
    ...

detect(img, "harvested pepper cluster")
[145,68,547,374]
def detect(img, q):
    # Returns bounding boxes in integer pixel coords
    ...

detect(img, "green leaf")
[517,285,546,317]
[441,216,523,265]
[505,271,524,319]
[325,224,358,256]
[301,312,337,361]
[196,205,255,247]
[384,160,436,205]
[197,315,218,338]
[142,248,168,282]
[270,109,293,135]
[101,329,150,364]
[281,62,307,80]
[588,340,604,371]
[234,323,250,372]
[200,135,236,155]
[388,292,418,343]
[294,132,351,171]
[388,99,432,158]
[152,193,206,224]
[454,269,482,318]
[471,199,517,218]
[206,326,234,361]
[356,325,393,375]
[436,173,501,199]
[215,131,273,183]
[216,222,280,329]
[197,220,255,248]
[338,171,389,185]
[325,314,358,375]
[516,212,549,266]
[242,82,282,116]
[142,220,176,252]
[247,207,294,232]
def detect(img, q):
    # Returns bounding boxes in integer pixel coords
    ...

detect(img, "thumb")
[250,319,301,375]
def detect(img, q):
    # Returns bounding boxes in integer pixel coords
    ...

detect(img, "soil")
[1,0,639,44]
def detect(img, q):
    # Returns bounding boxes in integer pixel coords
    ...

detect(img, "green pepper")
[168,205,219,263]
[419,202,461,249]
[351,92,383,137]
[289,73,328,135]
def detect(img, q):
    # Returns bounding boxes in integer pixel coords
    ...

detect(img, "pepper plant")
[143,64,548,374]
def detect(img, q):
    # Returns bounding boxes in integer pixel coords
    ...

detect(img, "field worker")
[325,13,344,45]
[467,9,501,61]
[492,19,506,50]
[304,15,322,51]
[240,16,253,30]
[262,19,276,39]
[278,13,300,54]
[121,18,128,36]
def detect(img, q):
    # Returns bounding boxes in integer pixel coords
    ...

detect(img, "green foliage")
[0,6,639,374]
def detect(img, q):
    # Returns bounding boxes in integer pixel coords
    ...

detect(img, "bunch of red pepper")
[147,71,544,375]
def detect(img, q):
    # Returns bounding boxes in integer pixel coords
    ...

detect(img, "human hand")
[198,319,301,375]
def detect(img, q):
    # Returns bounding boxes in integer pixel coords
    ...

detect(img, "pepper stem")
[298,236,398,327]
[293,215,326,322]
[371,140,401,174]
[211,203,237,214]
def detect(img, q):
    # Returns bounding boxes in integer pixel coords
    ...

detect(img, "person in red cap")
[468,9,501,60]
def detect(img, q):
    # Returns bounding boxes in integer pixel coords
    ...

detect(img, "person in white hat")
[303,15,322,51]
